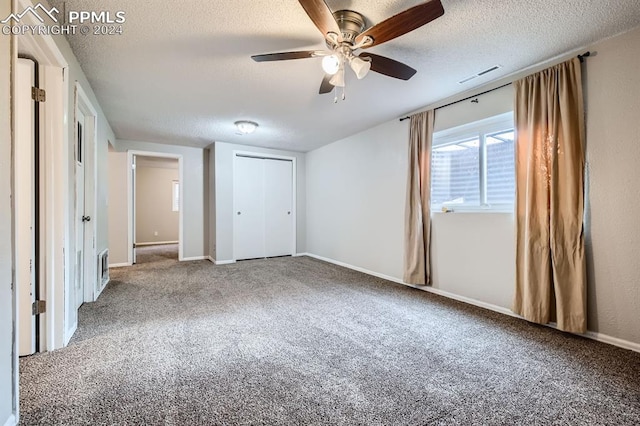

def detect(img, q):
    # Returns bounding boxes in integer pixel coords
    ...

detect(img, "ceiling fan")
[251,0,445,99]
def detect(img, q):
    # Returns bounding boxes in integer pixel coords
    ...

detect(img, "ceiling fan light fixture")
[350,56,371,80]
[234,120,259,134]
[329,65,345,87]
[321,54,341,75]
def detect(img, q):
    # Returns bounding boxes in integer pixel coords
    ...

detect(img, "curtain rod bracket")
[398,82,512,121]
[578,51,591,63]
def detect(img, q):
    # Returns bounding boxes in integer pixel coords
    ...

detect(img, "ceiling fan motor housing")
[332,10,366,45]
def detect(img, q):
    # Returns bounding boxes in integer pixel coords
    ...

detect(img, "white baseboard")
[293,252,309,257]
[303,253,640,354]
[135,241,179,247]
[213,259,236,265]
[416,285,516,318]
[207,256,215,263]
[3,414,16,426]
[180,256,207,262]
[584,331,640,353]
[95,277,109,300]
[305,253,404,285]
[108,262,131,268]
[64,321,77,346]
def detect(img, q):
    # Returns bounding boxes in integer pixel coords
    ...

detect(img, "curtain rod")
[399,51,591,122]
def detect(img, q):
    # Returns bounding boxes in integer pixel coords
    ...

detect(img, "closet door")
[264,159,293,257]
[233,156,265,260]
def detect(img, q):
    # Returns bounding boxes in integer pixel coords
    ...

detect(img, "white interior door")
[75,109,86,309]
[265,159,293,257]
[16,58,36,356]
[234,156,265,260]
[132,155,137,264]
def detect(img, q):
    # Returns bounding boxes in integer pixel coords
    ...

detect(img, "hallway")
[135,244,179,265]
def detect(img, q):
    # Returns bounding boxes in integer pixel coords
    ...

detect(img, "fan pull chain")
[331,82,346,103]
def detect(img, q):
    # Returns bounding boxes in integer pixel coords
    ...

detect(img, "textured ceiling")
[48,0,640,152]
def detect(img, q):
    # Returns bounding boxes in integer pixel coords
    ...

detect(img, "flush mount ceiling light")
[234,120,258,134]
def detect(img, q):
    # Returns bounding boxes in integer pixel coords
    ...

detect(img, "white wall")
[47,32,117,248]
[306,86,515,300]
[113,140,207,260]
[429,85,515,308]
[433,85,513,132]
[431,213,515,308]
[583,28,640,345]
[46,9,116,338]
[213,141,306,262]
[203,148,210,261]
[208,147,216,260]
[107,147,129,265]
[306,27,640,349]
[306,120,407,279]
[0,0,16,422]
[135,165,179,244]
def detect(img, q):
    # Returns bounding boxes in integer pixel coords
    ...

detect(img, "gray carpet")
[135,243,179,264]
[19,245,640,425]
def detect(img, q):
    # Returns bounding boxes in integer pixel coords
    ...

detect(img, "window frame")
[431,112,515,213]
[172,180,180,212]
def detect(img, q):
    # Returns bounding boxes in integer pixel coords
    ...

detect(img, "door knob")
[82,215,91,222]
[287,211,291,215]
[237,212,241,215]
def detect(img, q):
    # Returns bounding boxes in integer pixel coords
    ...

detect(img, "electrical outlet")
[154,231,158,236]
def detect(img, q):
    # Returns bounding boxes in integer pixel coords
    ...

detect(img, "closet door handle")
[237,211,241,215]
[287,211,291,215]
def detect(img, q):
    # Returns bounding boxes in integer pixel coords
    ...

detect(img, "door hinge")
[32,300,46,315]
[32,87,46,102]
[133,243,136,248]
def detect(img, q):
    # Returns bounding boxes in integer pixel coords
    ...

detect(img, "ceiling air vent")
[458,65,502,85]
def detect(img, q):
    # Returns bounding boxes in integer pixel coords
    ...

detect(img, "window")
[431,112,515,211]
[77,121,83,164]
[172,180,180,212]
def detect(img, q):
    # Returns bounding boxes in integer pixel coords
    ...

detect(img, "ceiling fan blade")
[319,74,334,94]
[355,0,444,48]
[358,53,417,80]
[251,50,325,62]
[298,0,342,42]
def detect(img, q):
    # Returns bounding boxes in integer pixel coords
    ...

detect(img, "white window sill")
[432,206,514,214]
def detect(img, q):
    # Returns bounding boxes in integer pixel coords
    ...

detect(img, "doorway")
[128,151,184,264]
[75,107,86,310]
[73,84,99,318]
[15,57,39,356]
[11,4,70,424]
[14,53,69,354]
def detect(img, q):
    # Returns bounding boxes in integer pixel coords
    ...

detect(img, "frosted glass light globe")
[321,55,341,75]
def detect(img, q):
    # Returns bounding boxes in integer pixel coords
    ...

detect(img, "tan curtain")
[513,58,587,333]
[404,110,435,285]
